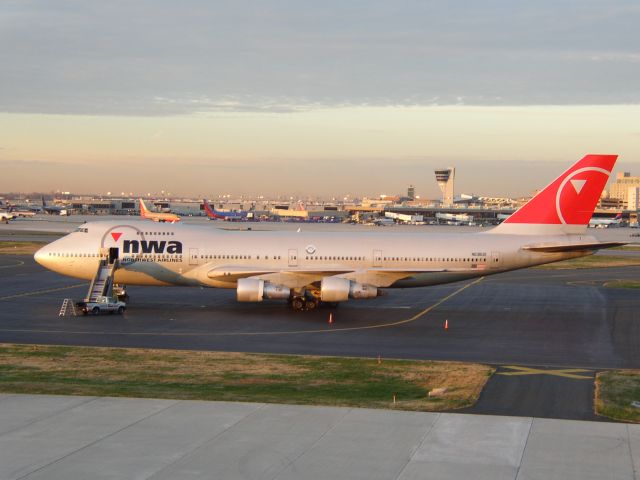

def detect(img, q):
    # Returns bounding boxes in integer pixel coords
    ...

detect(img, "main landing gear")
[289,294,330,312]
[291,296,318,311]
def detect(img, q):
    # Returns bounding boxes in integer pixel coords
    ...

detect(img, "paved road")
[463,365,600,421]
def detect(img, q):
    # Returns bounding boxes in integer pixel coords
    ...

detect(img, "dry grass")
[0,344,493,411]
[603,280,640,289]
[595,370,640,423]
[0,241,46,255]
[536,255,640,270]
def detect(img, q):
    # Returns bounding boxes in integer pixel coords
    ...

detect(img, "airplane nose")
[34,245,49,267]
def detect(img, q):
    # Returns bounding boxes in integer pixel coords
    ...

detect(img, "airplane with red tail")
[138,199,180,223]
[36,155,624,311]
[202,199,248,221]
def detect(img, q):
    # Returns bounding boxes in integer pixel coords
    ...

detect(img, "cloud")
[0,159,69,166]
[588,52,640,63]
[1,1,639,116]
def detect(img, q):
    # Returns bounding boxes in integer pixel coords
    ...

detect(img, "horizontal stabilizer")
[522,242,626,253]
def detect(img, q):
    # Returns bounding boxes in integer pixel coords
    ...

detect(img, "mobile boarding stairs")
[59,248,123,316]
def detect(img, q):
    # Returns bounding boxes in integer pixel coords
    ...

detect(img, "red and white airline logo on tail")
[504,154,617,226]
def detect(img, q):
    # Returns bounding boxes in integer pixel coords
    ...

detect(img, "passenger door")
[373,249,382,267]
[189,248,199,266]
[288,249,298,267]
[490,251,502,269]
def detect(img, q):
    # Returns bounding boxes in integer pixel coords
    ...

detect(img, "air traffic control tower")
[434,167,455,206]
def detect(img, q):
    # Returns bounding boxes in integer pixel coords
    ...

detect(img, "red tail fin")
[203,199,217,219]
[494,154,617,234]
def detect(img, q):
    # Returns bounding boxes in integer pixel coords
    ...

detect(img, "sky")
[1,1,639,198]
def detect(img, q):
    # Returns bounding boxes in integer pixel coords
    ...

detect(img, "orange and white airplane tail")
[139,198,151,219]
[492,154,617,235]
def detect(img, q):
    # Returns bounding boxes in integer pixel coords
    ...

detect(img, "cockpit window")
[76,227,88,233]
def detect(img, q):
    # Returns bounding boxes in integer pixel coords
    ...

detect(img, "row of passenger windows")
[383,257,484,262]
[304,256,486,262]
[136,231,175,236]
[199,255,282,260]
[48,252,182,259]
[49,252,491,263]
[196,255,488,263]
[306,256,365,261]
[49,252,103,258]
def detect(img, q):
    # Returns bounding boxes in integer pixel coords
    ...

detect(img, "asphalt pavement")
[1,254,640,420]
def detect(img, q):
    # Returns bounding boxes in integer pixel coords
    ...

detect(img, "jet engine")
[236,278,291,302]
[320,277,379,302]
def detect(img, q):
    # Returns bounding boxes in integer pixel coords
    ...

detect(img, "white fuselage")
[35,220,595,291]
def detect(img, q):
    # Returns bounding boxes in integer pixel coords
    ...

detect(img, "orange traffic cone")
[328,313,334,324]
[444,319,449,331]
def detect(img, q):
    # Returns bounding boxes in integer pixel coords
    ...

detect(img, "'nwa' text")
[123,240,183,254]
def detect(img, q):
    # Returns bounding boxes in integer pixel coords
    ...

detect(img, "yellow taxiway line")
[498,365,593,380]
[0,277,484,337]
[0,283,86,301]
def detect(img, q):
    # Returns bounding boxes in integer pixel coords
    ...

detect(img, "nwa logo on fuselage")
[122,239,183,254]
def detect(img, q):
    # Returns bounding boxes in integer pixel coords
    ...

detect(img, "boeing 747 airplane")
[35,155,623,311]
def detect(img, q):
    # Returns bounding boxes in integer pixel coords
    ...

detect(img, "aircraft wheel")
[291,297,306,311]
[305,297,318,310]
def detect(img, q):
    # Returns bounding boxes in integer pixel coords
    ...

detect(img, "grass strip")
[535,254,640,269]
[0,241,47,255]
[612,245,640,251]
[0,344,493,411]
[603,280,640,289]
[595,370,640,423]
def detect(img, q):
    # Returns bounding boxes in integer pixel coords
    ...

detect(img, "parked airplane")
[35,155,623,311]
[41,196,68,215]
[203,199,247,221]
[368,217,395,226]
[589,213,622,228]
[138,199,180,223]
[6,205,37,217]
[0,211,15,223]
[435,212,473,225]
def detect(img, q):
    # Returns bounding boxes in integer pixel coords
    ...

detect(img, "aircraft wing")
[522,242,626,253]
[207,265,447,288]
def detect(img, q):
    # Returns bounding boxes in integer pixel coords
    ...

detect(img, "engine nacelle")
[237,278,291,302]
[263,282,291,300]
[320,277,379,302]
[348,282,379,299]
[320,277,350,302]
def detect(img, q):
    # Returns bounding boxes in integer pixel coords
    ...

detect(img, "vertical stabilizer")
[491,154,617,235]
[139,199,150,218]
